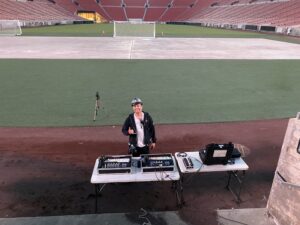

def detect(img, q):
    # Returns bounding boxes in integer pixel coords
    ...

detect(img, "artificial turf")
[0,59,299,127]
[22,23,300,44]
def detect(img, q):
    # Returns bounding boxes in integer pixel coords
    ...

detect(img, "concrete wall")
[267,115,300,225]
[288,27,300,36]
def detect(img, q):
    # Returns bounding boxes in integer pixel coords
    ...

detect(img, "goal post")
[0,20,22,36]
[113,20,156,38]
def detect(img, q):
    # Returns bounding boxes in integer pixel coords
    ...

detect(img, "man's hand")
[150,143,156,150]
[128,127,135,135]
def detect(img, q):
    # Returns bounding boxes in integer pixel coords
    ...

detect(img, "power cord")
[181,156,204,186]
[139,208,152,225]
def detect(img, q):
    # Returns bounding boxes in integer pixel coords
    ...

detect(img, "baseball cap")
[131,97,143,106]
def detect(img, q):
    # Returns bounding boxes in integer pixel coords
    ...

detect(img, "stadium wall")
[170,21,300,37]
[20,20,73,27]
[267,115,300,225]
[289,27,300,36]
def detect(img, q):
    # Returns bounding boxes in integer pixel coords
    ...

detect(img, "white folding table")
[175,151,249,204]
[90,156,181,212]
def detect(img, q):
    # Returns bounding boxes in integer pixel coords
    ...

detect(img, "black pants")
[131,145,149,157]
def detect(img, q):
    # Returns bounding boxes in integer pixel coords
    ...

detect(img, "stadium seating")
[124,0,147,7]
[76,0,110,20]
[54,0,81,14]
[173,0,196,7]
[148,0,172,7]
[125,7,145,20]
[99,0,121,7]
[12,0,210,23]
[103,7,126,21]
[160,8,189,22]
[187,0,300,27]
[143,8,166,21]
[1,0,299,32]
[0,0,80,22]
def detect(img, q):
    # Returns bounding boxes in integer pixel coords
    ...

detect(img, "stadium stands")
[100,0,121,7]
[124,0,146,7]
[187,0,300,28]
[103,7,126,21]
[160,8,189,22]
[125,7,145,20]
[173,0,196,7]
[77,0,111,20]
[175,0,214,21]
[0,0,81,25]
[148,0,172,7]
[54,0,199,22]
[53,0,81,13]
[1,0,299,35]
[143,8,166,21]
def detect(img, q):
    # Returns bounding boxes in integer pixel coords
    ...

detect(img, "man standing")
[122,97,156,156]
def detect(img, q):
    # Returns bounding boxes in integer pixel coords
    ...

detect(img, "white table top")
[175,151,249,174]
[90,156,180,184]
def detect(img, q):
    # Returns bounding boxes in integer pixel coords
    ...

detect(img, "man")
[122,97,156,156]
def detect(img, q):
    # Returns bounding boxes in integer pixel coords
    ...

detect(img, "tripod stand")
[93,91,100,121]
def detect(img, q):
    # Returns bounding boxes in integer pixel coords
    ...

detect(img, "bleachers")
[148,0,172,7]
[172,0,196,7]
[188,0,300,27]
[160,8,189,22]
[53,0,212,22]
[103,6,126,21]
[77,0,110,19]
[124,0,147,7]
[99,0,121,7]
[144,8,166,21]
[54,0,79,14]
[176,0,215,21]
[0,0,80,22]
[125,8,145,20]
[1,0,299,31]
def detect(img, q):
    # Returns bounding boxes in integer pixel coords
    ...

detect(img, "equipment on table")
[182,157,194,169]
[141,153,175,172]
[231,147,242,158]
[176,152,194,169]
[199,142,234,165]
[97,155,132,174]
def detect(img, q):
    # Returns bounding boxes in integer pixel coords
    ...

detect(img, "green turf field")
[22,23,300,44]
[0,59,299,127]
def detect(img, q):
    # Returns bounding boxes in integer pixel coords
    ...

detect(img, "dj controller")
[97,155,132,174]
[141,153,175,172]
[97,153,175,174]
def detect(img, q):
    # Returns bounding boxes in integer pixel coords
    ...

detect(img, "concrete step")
[0,210,190,225]
[217,208,277,225]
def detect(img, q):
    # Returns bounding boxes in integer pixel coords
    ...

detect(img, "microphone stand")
[93,91,100,121]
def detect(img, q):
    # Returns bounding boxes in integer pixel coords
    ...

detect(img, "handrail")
[276,171,300,189]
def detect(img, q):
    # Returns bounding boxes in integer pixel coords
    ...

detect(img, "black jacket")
[122,112,156,146]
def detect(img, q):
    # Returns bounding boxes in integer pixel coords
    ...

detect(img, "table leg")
[94,183,107,213]
[95,184,98,213]
[180,179,185,207]
[175,176,185,207]
[171,180,183,207]
[226,170,246,203]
